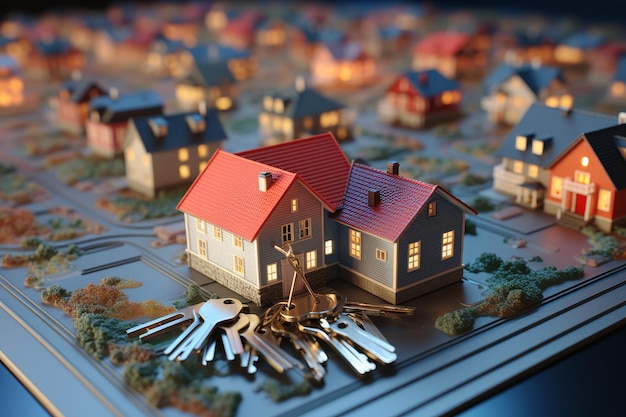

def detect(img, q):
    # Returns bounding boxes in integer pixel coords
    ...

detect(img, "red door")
[575,194,586,215]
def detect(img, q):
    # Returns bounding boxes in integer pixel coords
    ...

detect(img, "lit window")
[234,255,245,275]
[306,250,317,270]
[325,240,333,255]
[428,201,437,217]
[408,241,420,271]
[528,164,539,178]
[441,91,455,105]
[233,235,243,249]
[597,189,611,212]
[282,223,293,243]
[213,227,222,241]
[267,263,278,281]
[198,239,207,258]
[581,156,589,167]
[196,218,206,234]
[515,135,527,151]
[179,164,190,179]
[178,148,189,162]
[299,218,311,239]
[291,198,298,212]
[375,248,387,262]
[513,160,524,174]
[272,115,282,130]
[282,118,293,135]
[198,144,209,158]
[215,96,232,111]
[531,140,544,155]
[575,170,590,185]
[199,161,207,172]
[550,176,563,198]
[350,229,361,260]
[126,148,135,162]
[442,230,454,260]
[321,111,339,127]
[545,96,559,108]
[142,154,150,167]
[259,113,270,129]
[560,95,573,108]
[273,98,284,113]
[263,96,273,111]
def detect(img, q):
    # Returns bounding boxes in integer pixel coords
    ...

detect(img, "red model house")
[57,77,106,132]
[377,69,462,128]
[544,123,626,232]
[412,31,487,79]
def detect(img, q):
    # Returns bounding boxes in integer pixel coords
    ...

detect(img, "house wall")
[152,142,220,191]
[86,120,127,158]
[124,124,155,196]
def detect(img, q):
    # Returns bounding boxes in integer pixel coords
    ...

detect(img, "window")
[282,223,293,243]
[273,98,284,113]
[515,135,527,151]
[199,161,207,172]
[528,164,539,178]
[325,240,333,255]
[581,156,589,167]
[597,189,611,212]
[350,229,361,259]
[267,263,278,281]
[575,170,590,185]
[321,111,339,127]
[178,148,189,162]
[531,139,544,156]
[513,160,524,174]
[408,241,420,271]
[291,198,298,213]
[551,176,563,198]
[299,218,311,239]
[213,226,222,241]
[126,148,135,162]
[234,256,244,275]
[376,248,387,262]
[306,250,317,270]
[198,144,209,158]
[196,218,206,234]
[142,154,150,167]
[442,230,454,260]
[233,235,243,249]
[263,96,273,111]
[428,201,437,217]
[179,164,190,179]
[197,239,207,258]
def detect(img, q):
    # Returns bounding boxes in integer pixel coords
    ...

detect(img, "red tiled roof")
[333,163,476,242]
[236,132,351,211]
[177,150,326,241]
[413,31,471,56]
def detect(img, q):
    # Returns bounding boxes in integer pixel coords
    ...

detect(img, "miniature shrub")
[41,284,72,306]
[465,252,502,273]
[434,308,476,335]
[478,279,543,317]
[34,242,58,260]
[21,236,43,249]
[256,379,313,402]
[124,360,160,391]
[74,312,136,360]
[469,195,497,212]
[465,219,477,236]
[488,259,531,286]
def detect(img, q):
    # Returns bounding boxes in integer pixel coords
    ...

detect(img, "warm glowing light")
[215,96,232,110]
[581,156,589,167]
[339,66,352,82]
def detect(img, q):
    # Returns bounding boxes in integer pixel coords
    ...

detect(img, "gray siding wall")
[205,223,259,286]
[323,211,340,265]
[396,192,465,288]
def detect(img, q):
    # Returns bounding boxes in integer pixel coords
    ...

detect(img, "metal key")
[342,301,416,318]
[321,315,397,364]
[298,321,375,375]
[125,302,203,340]
[271,319,327,382]
[220,313,249,357]
[239,313,299,374]
[167,298,243,362]
[348,312,389,344]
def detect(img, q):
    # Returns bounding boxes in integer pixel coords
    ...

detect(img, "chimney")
[295,75,306,92]
[259,171,272,192]
[109,86,119,100]
[368,190,381,207]
[387,161,399,175]
[618,112,626,124]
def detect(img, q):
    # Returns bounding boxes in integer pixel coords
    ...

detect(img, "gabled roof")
[188,43,251,63]
[484,64,563,94]
[400,69,460,97]
[177,150,331,241]
[333,163,476,242]
[549,124,626,191]
[263,86,346,118]
[61,78,106,103]
[496,103,617,168]
[88,90,163,123]
[128,108,227,154]
[413,31,471,55]
[236,132,350,211]
[613,56,626,83]
[182,60,235,87]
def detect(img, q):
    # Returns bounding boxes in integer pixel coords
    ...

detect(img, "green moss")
[434,308,476,335]
[73,312,137,360]
[256,379,313,402]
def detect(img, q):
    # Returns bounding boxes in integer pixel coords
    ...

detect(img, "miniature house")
[218,10,264,50]
[29,38,84,79]
[124,106,227,198]
[554,33,605,67]
[177,132,476,306]
[492,103,617,210]
[543,122,626,232]
[608,56,626,102]
[0,55,23,108]
[57,76,106,132]
[311,41,376,87]
[481,63,573,126]
[146,37,191,78]
[497,29,557,67]
[86,90,163,158]
[175,59,238,112]
[188,44,255,81]
[377,69,462,128]
[412,31,487,79]
[258,77,353,143]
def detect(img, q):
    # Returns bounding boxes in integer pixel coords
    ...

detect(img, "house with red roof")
[377,69,462,128]
[412,31,487,79]
[177,132,476,306]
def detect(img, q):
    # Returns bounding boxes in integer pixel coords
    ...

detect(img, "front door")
[575,194,587,215]
[281,254,305,299]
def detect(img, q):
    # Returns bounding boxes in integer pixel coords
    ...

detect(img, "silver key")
[202,336,218,365]
[271,319,327,382]
[239,313,298,374]
[342,301,415,318]
[220,313,249,357]
[347,312,389,344]
[298,321,374,375]
[320,315,397,364]
[125,302,202,340]
[167,298,244,361]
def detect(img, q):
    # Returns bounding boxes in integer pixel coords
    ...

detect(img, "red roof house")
[412,31,487,78]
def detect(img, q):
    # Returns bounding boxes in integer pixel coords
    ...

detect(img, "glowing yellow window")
[273,98,284,113]
[267,263,278,281]
[545,96,559,108]
[213,227,222,241]
[531,140,544,155]
[513,160,524,174]
[306,250,317,270]
[126,148,135,162]
[263,96,273,111]
[528,164,539,178]
[515,135,527,151]
[178,148,189,162]
[325,240,333,255]
[550,176,563,198]
[441,91,455,105]
[198,144,208,158]
[291,198,297,212]
[179,164,190,179]
[142,154,150,167]
[350,229,361,260]
[408,241,420,271]
[597,189,611,212]
[442,230,454,260]
[199,161,207,172]
[575,170,590,185]
[560,94,573,108]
